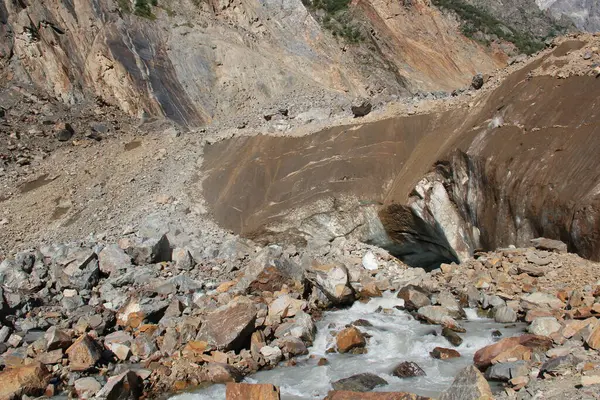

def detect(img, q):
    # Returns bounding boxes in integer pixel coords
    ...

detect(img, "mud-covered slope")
[203,36,600,266]
[0,0,501,126]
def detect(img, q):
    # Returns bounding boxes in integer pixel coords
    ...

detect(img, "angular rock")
[581,375,600,387]
[274,311,316,343]
[398,285,430,311]
[0,362,51,399]
[474,335,553,369]
[392,361,426,378]
[74,377,102,399]
[37,349,64,365]
[417,306,462,329]
[442,327,463,346]
[521,292,565,310]
[96,370,143,399]
[205,362,244,383]
[471,73,484,90]
[336,327,366,353]
[439,365,492,400]
[274,336,308,356]
[66,335,102,371]
[585,325,600,349]
[226,383,280,400]
[197,299,258,351]
[332,373,388,392]
[172,248,194,271]
[98,244,132,275]
[121,234,172,265]
[325,393,430,400]
[116,297,170,329]
[268,295,307,320]
[494,305,517,323]
[485,361,529,381]
[430,347,460,360]
[260,346,283,364]
[530,238,567,253]
[305,264,355,306]
[45,326,72,351]
[529,317,562,336]
[55,122,75,141]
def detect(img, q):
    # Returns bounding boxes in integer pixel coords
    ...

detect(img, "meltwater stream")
[172,292,524,399]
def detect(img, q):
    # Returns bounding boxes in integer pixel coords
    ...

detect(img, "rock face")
[439,365,493,400]
[226,383,280,400]
[197,299,258,352]
[0,362,51,399]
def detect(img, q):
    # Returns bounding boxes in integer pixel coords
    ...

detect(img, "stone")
[172,248,194,271]
[116,297,170,329]
[474,335,553,369]
[332,373,388,392]
[121,234,172,265]
[471,73,484,90]
[260,346,283,364]
[274,336,308,356]
[521,292,565,310]
[336,327,366,353]
[529,317,562,336]
[197,299,258,352]
[305,264,355,306]
[398,285,430,311]
[325,393,430,400]
[485,361,529,381]
[96,370,143,399]
[509,376,529,390]
[392,361,426,378]
[226,383,280,399]
[442,327,463,346]
[362,252,379,270]
[37,349,64,365]
[131,334,158,359]
[7,333,22,347]
[74,377,102,399]
[417,306,462,329]
[0,325,11,343]
[0,362,51,399]
[66,335,102,371]
[98,244,132,275]
[530,238,567,253]
[586,325,600,349]
[517,264,546,277]
[55,122,74,141]
[494,305,517,323]
[45,326,72,351]
[581,375,600,386]
[439,365,493,400]
[430,347,460,360]
[268,295,307,320]
[274,311,316,343]
[351,98,373,117]
[540,354,577,375]
[205,362,243,383]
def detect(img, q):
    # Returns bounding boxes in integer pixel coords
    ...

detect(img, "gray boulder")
[332,373,388,392]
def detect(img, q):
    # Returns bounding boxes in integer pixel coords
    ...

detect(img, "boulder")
[235,246,297,293]
[37,349,64,365]
[260,346,283,364]
[172,248,194,270]
[494,305,517,323]
[54,252,100,291]
[55,122,75,141]
[120,234,172,265]
[528,317,562,336]
[197,299,258,352]
[471,73,484,90]
[274,336,308,356]
[98,244,132,275]
[96,370,143,399]
[430,347,460,360]
[332,373,388,392]
[439,365,492,400]
[0,362,51,399]
[66,335,102,371]
[268,295,307,320]
[305,264,355,306]
[74,377,102,399]
[392,361,426,378]
[417,306,462,330]
[530,238,567,253]
[473,335,552,369]
[336,327,366,353]
[351,99,373,117]
[586,325,600,349]
[204,362,243,383]
[521,292,565,310]
[397,285,430,311]
[485,361,529,381]
[442,327,463,346]
[116,297,170,329]
[45,326,72,351]
[326,392,430,400]
[274,311,316,343]
[226,383,280,400]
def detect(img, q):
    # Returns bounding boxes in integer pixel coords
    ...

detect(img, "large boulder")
[473,335,553,369]
[226,383,280,400]
[521,292,565,310]
[397,285,430,311]
[204,362,243,383]
[439,365,492,400]
[493,305,517,323]
[119,234,172,265]
[197,299,258,351]
[430,347,460,360]
[0,362,51,399]
[336,326,366,353]
[332,373,388,392]
[351,99,373,117]
[417,306,462,330]
[66,335,102,371]
[528,317,562,336]
[485,361,529,381]
[305,265,355,306]
[235,246,298,293]
[392,361,426,378]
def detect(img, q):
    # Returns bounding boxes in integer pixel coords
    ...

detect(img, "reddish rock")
[430,347,461,360]
[0,362,51,399]
[325,391,431,400]
[66,335,102,371]
[586,325,600,350]
[336,327,366,353]
[226,383,280,399]
[474,335,553,369]
[204,363,243,383]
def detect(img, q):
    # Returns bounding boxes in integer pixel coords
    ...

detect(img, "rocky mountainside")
[538,0,600,31]
[0,0,501,127]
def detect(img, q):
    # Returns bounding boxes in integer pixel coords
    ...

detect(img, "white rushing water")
[172,292,524,400]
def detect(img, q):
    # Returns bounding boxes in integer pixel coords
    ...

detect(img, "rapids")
[172,292,524,399]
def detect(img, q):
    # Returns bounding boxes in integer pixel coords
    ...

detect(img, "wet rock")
[55,122,74,141]
[274,311,316,343]
[474,335,553,369]
[351,319,373,327]
[305,264,355,306]
[197,299,258,352]
[205,362,243,383]
[529,317,562,336]
[96,370,143,399]
[332,373,388,392]
[336,326,366,353]
[471,73,484,90]
[392,361,426,378]
[172,248,194,271]
[494,305,517,323]
[226,383,281,399]
[74,377,102,399]
[521,292,565,310]
[398,285,430,311]
[351,99,373,117]
[120,234,172,265]
[268,295,307,320]
[260,346,283,364]
[98,244,132,275]
[586,325,600,349]
[530,237,567,253]
[439,365,492,400]
[66,334,102,371]
[430,347,460,359]
[485,361,529,381]
[442,327,463,346]
[0,362,51,399]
